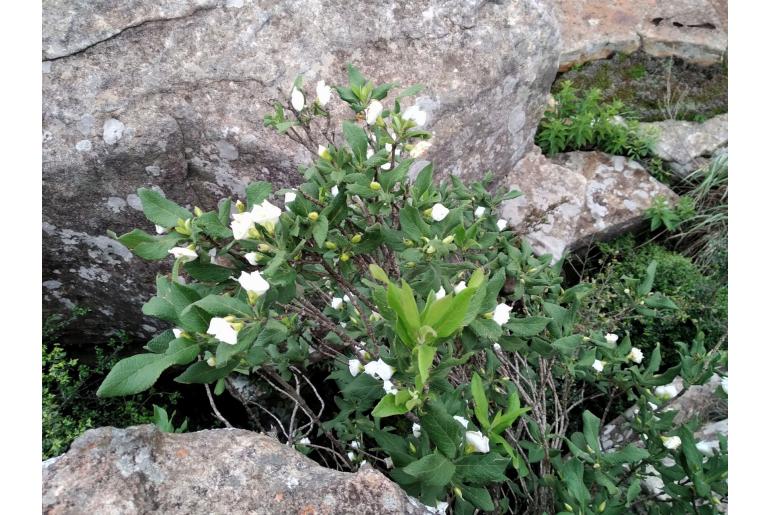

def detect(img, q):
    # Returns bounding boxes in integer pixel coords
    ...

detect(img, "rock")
[641,113,728,176]
[42,0,560,344]
[500,149,677,260]
[42,425,429,514]
[555,0,727,70]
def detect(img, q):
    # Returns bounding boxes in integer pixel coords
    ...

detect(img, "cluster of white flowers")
[230,199,282,239]
[349,357,397,395]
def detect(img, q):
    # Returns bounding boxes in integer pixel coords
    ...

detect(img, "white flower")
[318,145,331,160]
[348,358,363,377]
[474,206,486,218]
[235,270,270,296]
[290,87,305,111]
[231,211,255,240]
[155,224,167,234]
[364,359,395,381]
[431,203,449,221]
[454,281,467,293]
[316,80,332,106]
[628,347,644,364]
[350,440,360,449]
[347,451,355,461]
[661,435,682,450]
[207,317,239,345]
[412,423,422,438]
[250,199,282,232]
[592,360,604,372]
[696,440,718,456]
[331,185,339,197]
[453,416,469,428]
[343,294,351,303]
[383,457,394,469]
[172,328,183,339]
[492,303,512,326]
[299,437,311,445]
[169,246,198,263]
[493,343,501,352]
[435,287,446,299]
[496,218,508,231]
[654,383,679,400]
[426,501,449,514]
[403,105,427,126]
[331,297,343,310]
[284,191,297,209]
[365,99,383,125]
[721,376,728,395]
[605,333,619,344]
[465,431,490,453]
[244,251,259,266]
[381,162,392,170]
[382,380,398,395]
[409,140,431,158]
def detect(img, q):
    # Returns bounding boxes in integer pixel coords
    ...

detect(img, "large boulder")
[42,425,429,514]
[42,0,560,343]
[500,149,677,260]
[554,0,728,70]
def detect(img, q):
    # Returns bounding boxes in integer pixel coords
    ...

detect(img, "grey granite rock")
[42,425,430,515]
[500,149,677,260]
[42,0,560,343]
[642,113,728,177]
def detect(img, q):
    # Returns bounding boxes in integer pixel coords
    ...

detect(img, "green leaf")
[174,360,238,384]
[551,334,583,355]
[347,63,366,89]
[603,445,650,465]
[371,394,409,418]
[145,330,175,353]
[412,163,433,200]
[402,453,455,487]
[471,373,490,429]
[137,188,192,228]
[342,121,368,162]
[183,260,235,282]
[462,485,495,512]
[399,205,429,241]
[255,319,288,346]
[454,453,508,484]
[117,229,183,260]
[420,402,460,459]
[369,264,390,283]
[97,348,199,397]
[639,260,657,295]
[645,293,678,310]
[193,295,253,319]
[312,215,329,246]
[245,181,272,209]
[582,410,601,454]
[416,345,437,384]
[435,287,476,339]
[507,317,550,337]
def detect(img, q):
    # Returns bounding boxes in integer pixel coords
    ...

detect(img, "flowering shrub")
[99,66,727,514]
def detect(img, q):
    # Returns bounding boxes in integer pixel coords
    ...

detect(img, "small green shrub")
[94,66,726,513]
[578,237,727,367]
[42,308,180,459]
[536,80,657,160]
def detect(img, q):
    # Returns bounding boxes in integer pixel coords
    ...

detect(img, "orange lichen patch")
[298,506,318,515]
[175,448,189,459]
[274,492,284,502]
